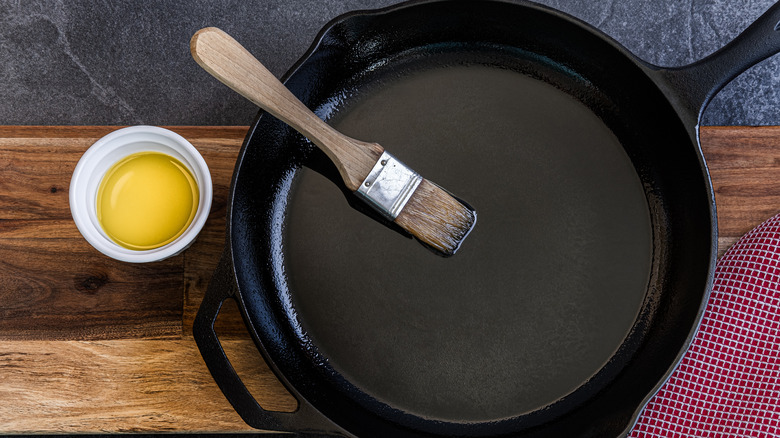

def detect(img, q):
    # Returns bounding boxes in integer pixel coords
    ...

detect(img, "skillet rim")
[222,0,717,436]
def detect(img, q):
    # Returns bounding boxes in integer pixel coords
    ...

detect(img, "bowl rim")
[69,125,213,263]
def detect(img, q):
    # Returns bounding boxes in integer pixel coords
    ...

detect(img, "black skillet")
[194,1,780,436]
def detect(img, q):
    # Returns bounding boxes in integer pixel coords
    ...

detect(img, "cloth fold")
[630,214,780,437]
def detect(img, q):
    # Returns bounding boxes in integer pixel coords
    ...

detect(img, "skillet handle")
[193,253,346,437]
[657,1,780,122]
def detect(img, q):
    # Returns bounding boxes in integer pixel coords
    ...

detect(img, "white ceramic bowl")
[69,126,212,263]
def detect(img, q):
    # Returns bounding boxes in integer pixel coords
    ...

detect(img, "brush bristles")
[394,179,476,256]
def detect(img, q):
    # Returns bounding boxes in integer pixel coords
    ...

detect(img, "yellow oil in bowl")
[96,151,199,250]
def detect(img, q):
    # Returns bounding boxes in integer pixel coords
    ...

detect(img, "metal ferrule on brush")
[356,151,423,220]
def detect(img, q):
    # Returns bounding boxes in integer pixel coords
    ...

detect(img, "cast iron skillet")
[194,1,780,437]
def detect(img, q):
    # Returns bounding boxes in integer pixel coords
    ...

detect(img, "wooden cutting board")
[0,125,778,433]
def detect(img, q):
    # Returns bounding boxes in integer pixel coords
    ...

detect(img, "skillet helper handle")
[193,253,345,437]
[190,27,382,191]
[660,2,780,118]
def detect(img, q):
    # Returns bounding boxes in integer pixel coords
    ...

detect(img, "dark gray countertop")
[2,0,778,126]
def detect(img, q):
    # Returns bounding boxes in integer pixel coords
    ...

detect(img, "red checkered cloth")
[630,214,780,437]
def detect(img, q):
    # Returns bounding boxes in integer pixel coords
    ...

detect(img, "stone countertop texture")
[1,0,778,126]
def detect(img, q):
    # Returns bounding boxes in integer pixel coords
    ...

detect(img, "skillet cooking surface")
[285,55,652,421]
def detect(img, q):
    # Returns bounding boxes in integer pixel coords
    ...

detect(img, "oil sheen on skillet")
[283,63,652,422]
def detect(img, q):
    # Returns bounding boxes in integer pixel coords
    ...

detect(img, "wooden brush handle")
[190,27,383,190]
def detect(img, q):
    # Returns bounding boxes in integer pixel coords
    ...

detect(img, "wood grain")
[0,127,247,341]
[0,125,778,432]
[702,126,780,242]
[0,237,182,340]
[0,126,296,433]
[0,339,295,433]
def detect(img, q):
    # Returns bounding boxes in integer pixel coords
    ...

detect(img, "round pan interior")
[228,1,713,436]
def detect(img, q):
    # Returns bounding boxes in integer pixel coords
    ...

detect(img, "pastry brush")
[190,27,476,256]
